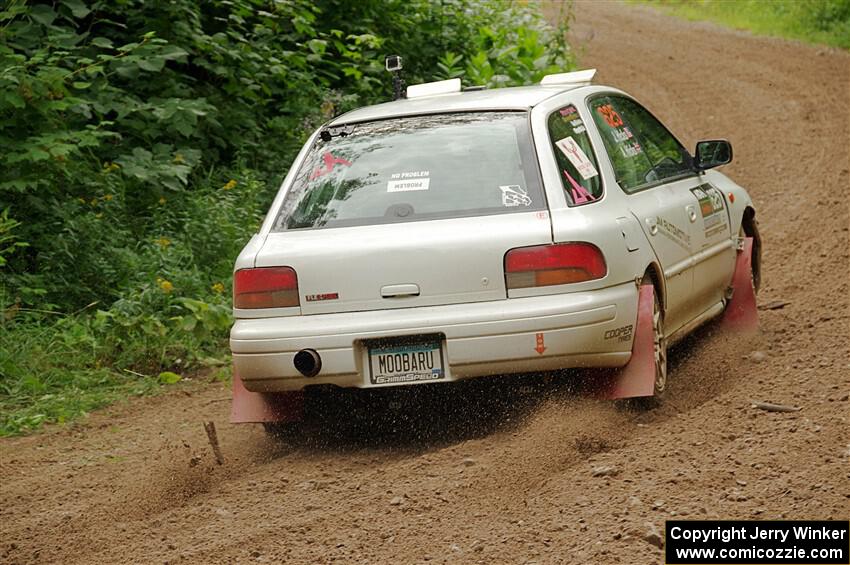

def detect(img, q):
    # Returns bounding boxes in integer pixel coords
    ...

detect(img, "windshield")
[274,112,544,230]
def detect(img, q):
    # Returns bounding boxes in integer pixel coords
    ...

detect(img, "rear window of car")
[273,112,545,231]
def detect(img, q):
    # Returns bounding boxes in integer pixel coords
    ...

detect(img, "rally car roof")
[328,83,587,126]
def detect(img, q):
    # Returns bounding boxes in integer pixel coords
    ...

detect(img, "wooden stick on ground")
[751,401,801,413]
[203,421,225,465]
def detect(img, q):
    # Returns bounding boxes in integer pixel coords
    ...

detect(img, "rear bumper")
[231,281,638,392]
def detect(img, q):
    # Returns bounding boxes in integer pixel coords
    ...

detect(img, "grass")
[638,0,850,50]
[0,311,231,436]
[0,367,159,436]
[1,314,151,435]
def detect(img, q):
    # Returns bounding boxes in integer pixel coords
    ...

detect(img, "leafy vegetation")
[0,0,575,435]
[640,0,850,49]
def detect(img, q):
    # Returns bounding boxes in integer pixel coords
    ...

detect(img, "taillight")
[233,267,300,309]
[505,243,607,289]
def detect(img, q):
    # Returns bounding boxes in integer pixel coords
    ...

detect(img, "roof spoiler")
[406,78,462,99]
[403,69,594,100]
[540,68,596,87]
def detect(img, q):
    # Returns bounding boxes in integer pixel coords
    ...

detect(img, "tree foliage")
[1,0,573,309]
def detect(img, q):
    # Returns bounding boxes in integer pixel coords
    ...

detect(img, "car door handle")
[644,217,658,235]
[685,205,698,223]
[381,283,420,298]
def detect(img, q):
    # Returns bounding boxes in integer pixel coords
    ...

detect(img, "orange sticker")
[535,333,546,355]
[597,104,624,128]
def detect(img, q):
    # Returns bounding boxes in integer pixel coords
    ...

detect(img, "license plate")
[367,336,446,386]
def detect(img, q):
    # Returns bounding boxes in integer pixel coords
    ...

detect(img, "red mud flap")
[598,284,656,400]
[230,371,303,424]
[719,236,759,333]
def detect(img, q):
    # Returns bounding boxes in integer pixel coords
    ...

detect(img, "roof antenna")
[385,55,405,101]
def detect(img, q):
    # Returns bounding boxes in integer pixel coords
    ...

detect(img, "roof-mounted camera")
[385,55,403,72]
[385,55,405,101]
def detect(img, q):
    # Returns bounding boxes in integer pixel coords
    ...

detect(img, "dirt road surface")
[2,2,848,563]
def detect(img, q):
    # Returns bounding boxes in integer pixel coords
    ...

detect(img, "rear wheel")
[649,286,667,399]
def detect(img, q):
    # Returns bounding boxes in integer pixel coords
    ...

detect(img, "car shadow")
[273,372,583,454]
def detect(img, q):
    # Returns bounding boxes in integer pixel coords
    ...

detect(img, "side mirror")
[694,139,732,170]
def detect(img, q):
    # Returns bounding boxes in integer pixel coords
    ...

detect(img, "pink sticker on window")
[309,152,352,180]
[563,170,596,205]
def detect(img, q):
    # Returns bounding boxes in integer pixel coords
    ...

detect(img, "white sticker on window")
[500,185,531,207]
[390,170,430,180]
[387,178,430,192]
[555,136,598,180]
[611,127,634,143]
[619,141,642,158]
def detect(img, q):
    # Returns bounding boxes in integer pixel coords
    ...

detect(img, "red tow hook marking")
[535,333,547,355]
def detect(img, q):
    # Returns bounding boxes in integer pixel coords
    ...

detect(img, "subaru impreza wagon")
[229,69,760,424]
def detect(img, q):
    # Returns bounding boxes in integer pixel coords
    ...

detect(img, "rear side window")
[274,112,544,231]
[547,105,602,205]
[590,95,693,193]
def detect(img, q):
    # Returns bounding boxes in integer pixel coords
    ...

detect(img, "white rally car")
[229,69,760,425]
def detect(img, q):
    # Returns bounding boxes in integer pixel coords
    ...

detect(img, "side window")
[590,96,693,193]
[547,105,602,205]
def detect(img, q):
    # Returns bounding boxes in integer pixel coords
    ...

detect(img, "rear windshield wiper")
[319,125,355,142]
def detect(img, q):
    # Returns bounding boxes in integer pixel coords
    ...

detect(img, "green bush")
[0,0,574,435]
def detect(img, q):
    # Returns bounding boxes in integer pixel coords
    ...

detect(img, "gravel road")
[2,2,848,563]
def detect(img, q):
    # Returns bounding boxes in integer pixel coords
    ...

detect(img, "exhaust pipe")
[293,349,321,377]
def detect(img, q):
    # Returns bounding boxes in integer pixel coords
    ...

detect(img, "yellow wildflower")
[211,282,225,294]
[173,153,185,164]
[90,198,98,206]
[103,162,120,173]
[155,237,171,248]
[222,179,237,190]
[158,197,167,205]
[103,194,113,201]
[157,278,174,294]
